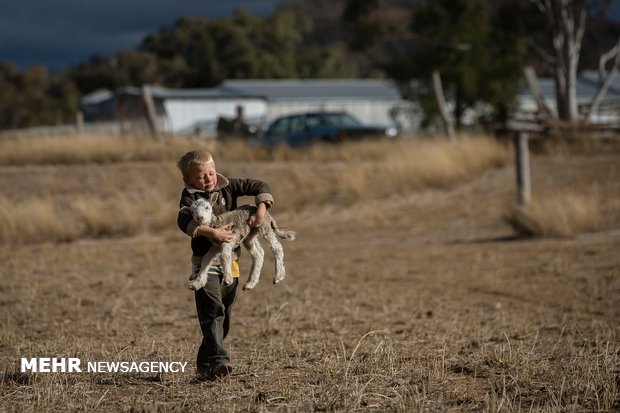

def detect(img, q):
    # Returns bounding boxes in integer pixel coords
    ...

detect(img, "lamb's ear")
[209,192,219,205]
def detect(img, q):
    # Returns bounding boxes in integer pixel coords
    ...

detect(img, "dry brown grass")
[0,133,214,166]
[505,155,620,237]
[0,132,508,166]
[244,137,511,211]
[0,135,510,244]
[73,195,143,238]
[0,133,618,412]
[379,137,508,190]
[0,196,76,243]
[0,193,175,244]
[506,191,610,237]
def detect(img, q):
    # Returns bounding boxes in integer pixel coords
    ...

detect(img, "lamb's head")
[190,198,213,225]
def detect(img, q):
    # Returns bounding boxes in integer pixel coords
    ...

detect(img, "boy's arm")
[177,192,198,237]
[228,178,273,228]
[228,178,274,209]
[248,201,267,228]
[194,225,233,244]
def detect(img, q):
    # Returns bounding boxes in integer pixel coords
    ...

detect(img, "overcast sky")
[0,0,281,72]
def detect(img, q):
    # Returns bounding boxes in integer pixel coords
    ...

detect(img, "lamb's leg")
[264,230,286,284]
[220,242,235,286]
[189,248,220,290]
[242,235,264,291]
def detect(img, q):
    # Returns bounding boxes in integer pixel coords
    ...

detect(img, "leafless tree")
[583,39,620,121]
[533,0,587,121]
[532,0,619,123]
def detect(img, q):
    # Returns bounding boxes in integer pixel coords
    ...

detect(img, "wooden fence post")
[76,111,84,134]
[432,70,455,140]
[514,132,531,206]
[141,85,160,139]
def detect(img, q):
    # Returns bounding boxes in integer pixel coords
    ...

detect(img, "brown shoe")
[211,363,233,379]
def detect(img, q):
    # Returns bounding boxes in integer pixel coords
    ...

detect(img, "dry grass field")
[0,135,618,412]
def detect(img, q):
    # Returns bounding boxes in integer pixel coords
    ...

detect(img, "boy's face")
[185,162,217,192]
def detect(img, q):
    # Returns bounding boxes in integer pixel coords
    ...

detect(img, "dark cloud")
[3,1,618,72]
[0,0,280,71]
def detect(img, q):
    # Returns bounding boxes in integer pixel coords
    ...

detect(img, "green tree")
[341,0,419,77]
[0,62,80,129]
[69,51,161,94]
[386,0,525,129]
[256,8,306,77]
[0,62,22,128]
[141,16,222,87]
[208,13,260,79]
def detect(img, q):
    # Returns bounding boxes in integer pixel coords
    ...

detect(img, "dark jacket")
[177,173,273,258]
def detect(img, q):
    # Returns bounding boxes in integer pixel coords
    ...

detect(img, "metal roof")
[520,70,620,102]
[119,85,263,99]
[80,79,403,106]
[81,74,620,106]
[81,85,264,104]
[221,79,402,101]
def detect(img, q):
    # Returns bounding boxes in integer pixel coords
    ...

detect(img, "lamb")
[188,193,296,291]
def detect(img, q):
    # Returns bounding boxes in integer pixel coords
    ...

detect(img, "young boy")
[176,149,273,382]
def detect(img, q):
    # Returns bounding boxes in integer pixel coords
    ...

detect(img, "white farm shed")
[145,86,265,134]
[111,85,267,135]
[80,79,411,136]
[221,79,410,130]
[80,73,620,137]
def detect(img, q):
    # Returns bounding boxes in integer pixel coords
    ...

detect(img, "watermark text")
[20,358,187,374]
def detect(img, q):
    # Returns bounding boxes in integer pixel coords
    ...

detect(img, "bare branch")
[527,39,557,68]
[524,66,556,118]
[575,4,587,48]
[599,41,620,76]
[584,38,620,122]
[531,0,547,13]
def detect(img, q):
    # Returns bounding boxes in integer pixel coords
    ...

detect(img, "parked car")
[257,111,398,147]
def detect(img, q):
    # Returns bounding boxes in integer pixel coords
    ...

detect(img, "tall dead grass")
[505,189,620,237]
[272,137,510,209]
[0,135,510,243]
[0,197,76,243]
[0,193,175,244]
[72,195,143,238]
[0,132,507,167]
[0,134,214,165]
[380,137,508,190]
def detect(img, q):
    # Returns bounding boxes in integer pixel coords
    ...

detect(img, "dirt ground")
[0,151,618,412]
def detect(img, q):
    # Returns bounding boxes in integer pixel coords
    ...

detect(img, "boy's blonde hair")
[176,150,214,178]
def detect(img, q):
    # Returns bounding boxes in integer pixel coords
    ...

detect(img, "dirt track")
[1,153,618,411]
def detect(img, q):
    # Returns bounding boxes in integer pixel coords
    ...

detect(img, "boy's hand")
[201,225,233,244]
[248,202,267,228]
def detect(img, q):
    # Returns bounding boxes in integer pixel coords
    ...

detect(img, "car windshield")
[305,114,322,128]
[289,115,305,133]
[322,113,361,127]
[268,117,290,134]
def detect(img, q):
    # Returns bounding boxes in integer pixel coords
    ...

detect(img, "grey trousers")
[194,266,238,375]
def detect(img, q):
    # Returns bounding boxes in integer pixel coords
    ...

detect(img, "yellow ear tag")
[231,260,240,278]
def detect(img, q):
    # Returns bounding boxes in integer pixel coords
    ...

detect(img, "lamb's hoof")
[273,277,284,285]
[188,280,202,290]
[242,283,256,291]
